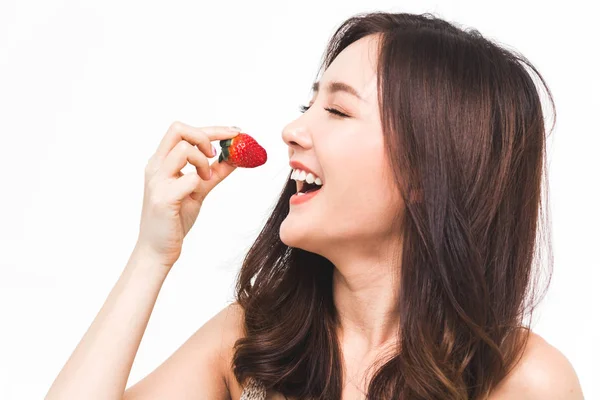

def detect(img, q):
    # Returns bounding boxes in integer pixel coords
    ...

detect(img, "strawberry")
[218,133,267,168]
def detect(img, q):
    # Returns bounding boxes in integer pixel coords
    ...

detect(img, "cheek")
[323,129,381,171]
[323,136,397,219]
[333,132,386,185]
[362,155,398,213]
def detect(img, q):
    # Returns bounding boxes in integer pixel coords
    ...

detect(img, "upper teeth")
[291,168,323,186]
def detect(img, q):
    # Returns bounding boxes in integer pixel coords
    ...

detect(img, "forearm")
[46,245,170,400]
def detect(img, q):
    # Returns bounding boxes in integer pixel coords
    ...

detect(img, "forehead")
[320,34,380,103]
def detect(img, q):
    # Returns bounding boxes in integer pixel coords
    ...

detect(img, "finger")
[201,157,238,194]
[159,140,211,181]
[168,172,202,203]
[155,121,241,160]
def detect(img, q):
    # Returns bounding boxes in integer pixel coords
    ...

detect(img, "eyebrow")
[311,80,364,101]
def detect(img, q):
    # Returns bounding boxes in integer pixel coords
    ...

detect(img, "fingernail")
[212,145,217,156]
[230,126,242,131]
[209,169,213,179]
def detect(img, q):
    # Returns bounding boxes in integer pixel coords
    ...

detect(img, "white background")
[1,0,598,399]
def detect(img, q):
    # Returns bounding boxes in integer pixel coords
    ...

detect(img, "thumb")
[204,159,237,193]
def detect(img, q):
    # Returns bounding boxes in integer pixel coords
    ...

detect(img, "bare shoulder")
[489,331,584,400]
[124,302,246,400]
[220,302,248,399]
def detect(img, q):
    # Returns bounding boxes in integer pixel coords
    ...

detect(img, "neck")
[330,240,403,353]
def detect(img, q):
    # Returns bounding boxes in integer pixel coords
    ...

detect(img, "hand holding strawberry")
[137,122,248,268]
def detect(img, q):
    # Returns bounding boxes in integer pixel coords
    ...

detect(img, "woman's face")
[280,34,402,260]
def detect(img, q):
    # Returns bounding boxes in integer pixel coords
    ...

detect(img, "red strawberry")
[218,133,267,168]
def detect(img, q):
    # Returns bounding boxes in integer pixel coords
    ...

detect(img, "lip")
[290,186,321,205]
[289,160,322,182]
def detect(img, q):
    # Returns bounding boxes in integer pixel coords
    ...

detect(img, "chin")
[279,217,300,247]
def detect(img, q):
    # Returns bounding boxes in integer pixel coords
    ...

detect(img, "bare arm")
[123,302,244,400]
[45,245,169,400]
[45,122,242,400]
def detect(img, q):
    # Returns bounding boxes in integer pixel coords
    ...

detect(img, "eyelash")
[299,104,349,118]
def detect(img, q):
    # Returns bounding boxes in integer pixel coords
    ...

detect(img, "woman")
[46,11,584,400]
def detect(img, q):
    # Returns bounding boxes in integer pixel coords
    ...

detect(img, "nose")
[282,117,312,152]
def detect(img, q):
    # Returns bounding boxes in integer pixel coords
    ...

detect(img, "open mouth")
[298,180,322,194]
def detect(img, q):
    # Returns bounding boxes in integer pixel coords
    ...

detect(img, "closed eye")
[299,104,350,118]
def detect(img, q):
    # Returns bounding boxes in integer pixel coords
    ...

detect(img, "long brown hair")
[231,11,555,399]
